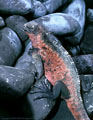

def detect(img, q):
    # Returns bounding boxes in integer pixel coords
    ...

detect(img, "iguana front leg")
[28,48,44,80]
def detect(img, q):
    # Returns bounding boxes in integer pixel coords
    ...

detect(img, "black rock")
[0,27,22,66]
[0,16,5,28]
[87,9,93,24]
[22,76,55,120]
[80,25,93,54]
[0,65,35,100]
[5,15,28,42]
[0,0,32,15]
[73,54,93,74]
[80,75,93,119]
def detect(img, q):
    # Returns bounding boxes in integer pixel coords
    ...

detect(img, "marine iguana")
[24,21,90,120]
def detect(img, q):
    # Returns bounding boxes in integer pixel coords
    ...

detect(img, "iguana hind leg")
[53,80,70,100]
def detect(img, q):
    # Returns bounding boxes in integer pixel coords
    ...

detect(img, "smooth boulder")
[6,15,28,42]
[0,65,35,100]
[0,27,22,66]
[0,0,32,15]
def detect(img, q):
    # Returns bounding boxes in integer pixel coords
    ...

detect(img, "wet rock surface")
[0,0,93,119]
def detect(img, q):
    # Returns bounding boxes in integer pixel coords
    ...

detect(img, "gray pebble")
[0,0,32,15]
[5,15,28,42]
[0,27,22,66]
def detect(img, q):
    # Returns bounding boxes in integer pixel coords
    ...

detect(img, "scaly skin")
[24,22,90,120]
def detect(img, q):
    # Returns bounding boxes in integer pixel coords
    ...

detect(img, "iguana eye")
[31,25,35,30]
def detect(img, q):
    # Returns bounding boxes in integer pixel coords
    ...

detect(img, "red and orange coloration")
[24,22,90,120]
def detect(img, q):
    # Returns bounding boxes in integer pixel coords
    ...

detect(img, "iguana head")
[24,21,44,35]
[24,21,49,47]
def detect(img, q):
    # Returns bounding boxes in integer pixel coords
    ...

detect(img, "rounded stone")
[0,65,35,100]
[5,15,28,42]
[0,27,22,66]
[0,0,32,15]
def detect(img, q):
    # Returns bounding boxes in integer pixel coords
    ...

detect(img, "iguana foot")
[30,79,70,100]
[81,78,93,92]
